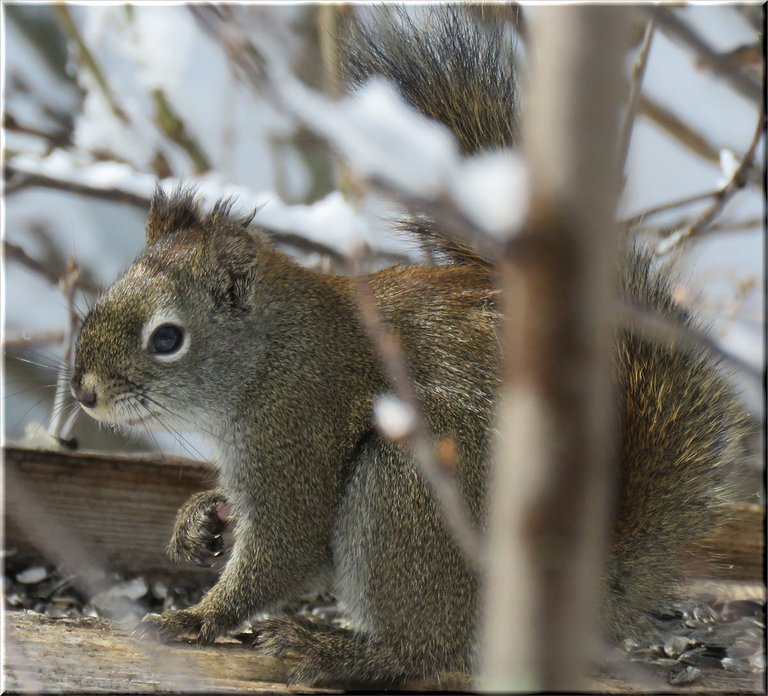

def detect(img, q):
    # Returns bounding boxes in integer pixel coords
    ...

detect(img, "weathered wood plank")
[4,445,763,581]
[701,503,766,582]
[4,444,215,575]
[3,611,334,694]
[4,610,763,693]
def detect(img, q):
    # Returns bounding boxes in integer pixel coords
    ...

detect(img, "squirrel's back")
[343,6,747,642]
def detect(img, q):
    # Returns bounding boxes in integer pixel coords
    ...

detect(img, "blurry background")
[3,5,764,467]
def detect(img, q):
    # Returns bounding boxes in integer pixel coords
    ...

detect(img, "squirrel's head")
[72,186,268,432]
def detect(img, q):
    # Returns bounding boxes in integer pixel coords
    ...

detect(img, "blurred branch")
[655,109,765,255]
[3,239,102,294]
[53,5,130,124]
[4,162,149,208]
[349,245,483,570]
[734,5,763,35]
[619,15,655,178]
[3,329,67,350]
[4,162,409,270]
[483,6,631,691]
[638,94,722,165]
[150,88,211,174]
[650,7,761,105]
[46,256,80,444]
[638,216,763,240]
[3,112,73,149]
[699,42,764,81]
[4,458,219,691]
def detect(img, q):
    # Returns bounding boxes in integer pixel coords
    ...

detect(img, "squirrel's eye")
[150,324,184,355]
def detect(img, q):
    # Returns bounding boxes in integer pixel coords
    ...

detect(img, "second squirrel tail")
[340,6,748,642]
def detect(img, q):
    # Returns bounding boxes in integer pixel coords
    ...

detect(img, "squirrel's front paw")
[167,491,229,567]
[134,608,223,644]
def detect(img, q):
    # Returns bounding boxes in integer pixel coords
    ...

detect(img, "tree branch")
[650,7,761,105]
[654,109,765,255]
[482,6,632,691]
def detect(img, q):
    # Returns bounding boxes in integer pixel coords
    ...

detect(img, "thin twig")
[655,109,765,255]
[622,189,723,228]
[650,6,761,105]
[349,244,483,570]
[619,15,656,179]
[638,94,723,165]
[638,215,764,240]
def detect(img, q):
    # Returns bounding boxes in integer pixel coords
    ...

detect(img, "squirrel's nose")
[76,388,98,409]
[71,375,97,408]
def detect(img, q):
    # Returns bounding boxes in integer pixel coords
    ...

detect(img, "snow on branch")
[5,151,411,268]
[190,6,528,254]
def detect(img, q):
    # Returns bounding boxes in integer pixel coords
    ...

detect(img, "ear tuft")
[207,196,260,234]
[146,184,202,245]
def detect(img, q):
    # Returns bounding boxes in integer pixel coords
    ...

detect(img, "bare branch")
[638,215,764,241]
[654,109,765,255]
[622,188,723,228]
[3,112,73,149]
[349,245,483,570]
[650,7,761,105]
[619,15,656,178]
[638,94,723,165]
[53,5,130,124]
[4,162,150,208]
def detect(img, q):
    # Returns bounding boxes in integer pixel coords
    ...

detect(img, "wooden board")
[3,610,763,694]
[4,444,216,576]
[4,444,763,581]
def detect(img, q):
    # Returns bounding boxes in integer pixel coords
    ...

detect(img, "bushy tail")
[339,6,519,266]
[608,252,748,639]
[340,7,748,640]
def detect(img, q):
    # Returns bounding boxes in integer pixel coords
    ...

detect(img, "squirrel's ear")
[146,185,202,245]
[204,199,264,311]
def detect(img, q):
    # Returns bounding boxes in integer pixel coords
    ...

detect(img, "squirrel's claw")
[167,492,230,567]
[133,612,167,641]
[134,609,210,643]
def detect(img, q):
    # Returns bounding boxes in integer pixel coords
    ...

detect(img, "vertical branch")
[46,256,79,442]
[481,6,633,691]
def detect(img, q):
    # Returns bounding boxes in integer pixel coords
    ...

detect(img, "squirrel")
[71,6,748,688]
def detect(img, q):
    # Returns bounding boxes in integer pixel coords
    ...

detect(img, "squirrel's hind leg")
[245,615,407,687]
